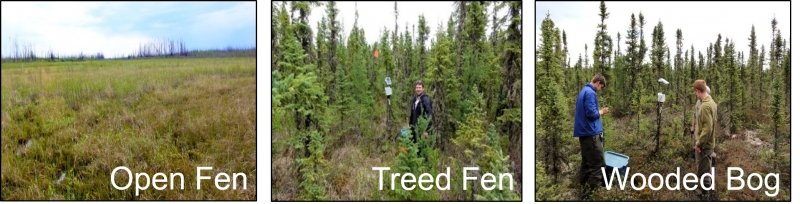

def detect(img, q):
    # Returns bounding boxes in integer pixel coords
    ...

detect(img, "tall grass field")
[1,57,256,200]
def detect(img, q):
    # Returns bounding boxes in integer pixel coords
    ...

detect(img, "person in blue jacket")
[574,74,610,198]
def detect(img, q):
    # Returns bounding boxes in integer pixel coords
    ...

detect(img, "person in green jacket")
[690,85,710,147]
[692,80,717,200]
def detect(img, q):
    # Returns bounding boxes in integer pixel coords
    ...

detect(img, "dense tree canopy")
[272,1,522,201]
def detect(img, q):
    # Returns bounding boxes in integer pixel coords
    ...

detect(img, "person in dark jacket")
[573,74,610,199]
[409,80,433,144]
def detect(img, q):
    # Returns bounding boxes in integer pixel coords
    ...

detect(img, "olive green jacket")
[694,95,717,150]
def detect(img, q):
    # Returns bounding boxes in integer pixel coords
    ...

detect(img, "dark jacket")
[409,93,433,128]
[573,83,603,137]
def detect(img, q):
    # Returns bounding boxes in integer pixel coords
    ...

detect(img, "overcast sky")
[1,2,255,58]
[535,1,789,67]
[306,1,453,46]
[275,1,507,48]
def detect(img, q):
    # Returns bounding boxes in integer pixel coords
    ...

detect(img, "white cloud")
[1,2,149,58]
[0,2,255,58]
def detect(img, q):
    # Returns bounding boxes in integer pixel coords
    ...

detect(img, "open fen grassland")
[1,57,256,200]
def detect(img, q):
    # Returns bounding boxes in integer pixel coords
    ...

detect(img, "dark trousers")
[410,126,419,144]
[410,126,423,159]
[578,134,605,198]
[695,148,716,200]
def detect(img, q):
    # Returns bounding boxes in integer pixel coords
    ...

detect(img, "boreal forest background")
[272,1,522,201]
[535,1,790,201]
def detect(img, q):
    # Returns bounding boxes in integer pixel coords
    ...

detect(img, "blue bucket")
[400,127,411,138]
[604,151,629,175]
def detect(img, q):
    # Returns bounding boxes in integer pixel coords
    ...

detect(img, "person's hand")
[599,107,610,116]
[694,145,701,153]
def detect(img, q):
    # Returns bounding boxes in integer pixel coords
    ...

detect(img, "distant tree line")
[2,37,255,62]
[133,39,189,58]
[3,37,106,62]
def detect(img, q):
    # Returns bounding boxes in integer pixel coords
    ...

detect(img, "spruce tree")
[272,7,330,199]
[624,13,640,117]
[341,8,373,139]
[676,29,687,137]
[747,25,758,109]
[426,27,458,148]
[650,21,667,81]
[593,1,613,76]
[325,1,340,102]
[297,131,330,200]
[290,1,316,62]
[535,14,569,181]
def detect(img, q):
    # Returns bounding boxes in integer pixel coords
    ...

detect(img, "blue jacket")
[574,83,603,137]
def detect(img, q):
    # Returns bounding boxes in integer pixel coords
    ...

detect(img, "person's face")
[694,88,702,98]
[593,82,604,92]
[415,84,424,95]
